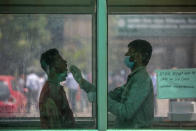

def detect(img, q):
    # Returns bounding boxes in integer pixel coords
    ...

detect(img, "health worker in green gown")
[70,39,154,129]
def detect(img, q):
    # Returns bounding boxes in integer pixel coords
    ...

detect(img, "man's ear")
[49,66,56,77]
[135,52,143,64]
[142,52,150,64]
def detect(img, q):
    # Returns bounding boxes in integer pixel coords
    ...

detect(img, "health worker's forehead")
[127,47,137,54]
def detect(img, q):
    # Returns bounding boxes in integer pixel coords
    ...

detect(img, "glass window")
[108,14,196,129]
[0,14,95,129]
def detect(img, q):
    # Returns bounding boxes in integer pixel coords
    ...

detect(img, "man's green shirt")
[108,66,154,128]
[84,66,154,128]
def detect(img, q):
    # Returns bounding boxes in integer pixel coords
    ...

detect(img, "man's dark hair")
[40,48,60,72]
[128,39,152,65]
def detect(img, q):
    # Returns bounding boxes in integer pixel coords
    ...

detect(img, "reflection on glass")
[0,14,94,128]
[108,14,196,128]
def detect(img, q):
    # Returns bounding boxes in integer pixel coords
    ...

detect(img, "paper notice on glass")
[156,68,196,99]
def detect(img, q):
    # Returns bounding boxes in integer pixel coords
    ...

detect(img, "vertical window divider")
[97,0,108,130]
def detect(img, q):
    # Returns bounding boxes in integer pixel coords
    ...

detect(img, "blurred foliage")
[0,14,51,75]
[0,14,91,75]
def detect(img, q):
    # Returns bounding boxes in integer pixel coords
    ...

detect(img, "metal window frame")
[97,0,108,130]
[0,0,95,14]
[108,0,196,13]
[1,0,196,130]
[0,0,108,130]
[107,1,196,130]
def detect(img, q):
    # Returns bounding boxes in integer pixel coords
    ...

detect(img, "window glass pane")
[0,14,95,129]
[108,14,196,129]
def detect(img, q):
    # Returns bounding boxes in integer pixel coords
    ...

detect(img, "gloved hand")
[69,65,83,84]
[109,87,123,102]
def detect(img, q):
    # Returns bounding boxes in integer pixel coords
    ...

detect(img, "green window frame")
[1,0,196,130]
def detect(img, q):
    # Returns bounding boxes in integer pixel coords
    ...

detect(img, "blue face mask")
[124,56,135,69]
[57,71,67,83]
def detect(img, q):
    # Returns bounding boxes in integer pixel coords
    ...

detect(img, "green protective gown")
[80,66,154,128]
[108,66,154,128]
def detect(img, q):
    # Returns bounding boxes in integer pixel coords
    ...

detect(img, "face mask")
[124,56,135,69]
[57,71,67,83]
